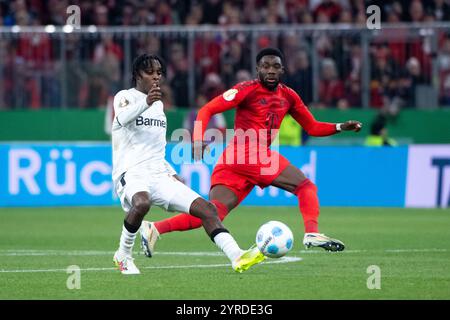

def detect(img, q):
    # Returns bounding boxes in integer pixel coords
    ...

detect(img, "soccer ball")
[256,221,294,258]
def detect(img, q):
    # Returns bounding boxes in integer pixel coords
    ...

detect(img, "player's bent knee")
[189,198,218,220]
[294,179,317,196]
[205,201,219,217]
[132,195,151,214]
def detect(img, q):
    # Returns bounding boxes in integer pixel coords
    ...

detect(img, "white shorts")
[115,168,201,213]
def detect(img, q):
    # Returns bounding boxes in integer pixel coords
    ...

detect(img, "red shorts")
[210,150,291,204]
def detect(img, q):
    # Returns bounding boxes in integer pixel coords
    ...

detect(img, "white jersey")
[111,88,175,186]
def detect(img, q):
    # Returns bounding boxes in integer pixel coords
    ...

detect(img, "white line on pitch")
[0,257,302,273]
[0,248,447,257]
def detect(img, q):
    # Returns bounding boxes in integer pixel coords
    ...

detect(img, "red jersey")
[193,79,337,165]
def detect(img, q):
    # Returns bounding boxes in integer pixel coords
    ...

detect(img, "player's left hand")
[341,120,362,132]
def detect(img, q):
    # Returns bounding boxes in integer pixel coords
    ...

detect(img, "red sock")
[154,200,229,235]
[154,213,199,235]
[293,179,319,233]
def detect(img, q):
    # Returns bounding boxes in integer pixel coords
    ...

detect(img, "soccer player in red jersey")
[140,48,362,255]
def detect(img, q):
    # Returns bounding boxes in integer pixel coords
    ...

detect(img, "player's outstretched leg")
[189,197,266,272]
[272,165,345,252]
[140,199,230,258]
[140,220,160,258]
[293,179,345,252]
[114,192,151,275]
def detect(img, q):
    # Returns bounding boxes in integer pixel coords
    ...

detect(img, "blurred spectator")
[219,2,242,25]
[183,93,227,142]
[439,36,450,105]
[0,40,15,109]
[202,0,223,24]
[234,69,252,84]
[300,11,314,24]
[93,4,110,26]
[404,56,427,106]
[338,9,353,23]
[221,39,251,87]
[318,58,345,108]
[408,0,425,22]
[92,34,123,98]
[340,76,362,108]
[168,42,189,108]
[313,0,343,23]
[135,34,162,58]
[201,72,225,101]
[194,32,221,79]
[160,83,175,110]
[364,114,397,146]
[118,2,134,25]
[81,69,109,109]
[285,50,313,105]
[185,3,203,25]
[441,74,450,107]
[425,0,450,21]
[156,2,175,25]
[0,0,447,111]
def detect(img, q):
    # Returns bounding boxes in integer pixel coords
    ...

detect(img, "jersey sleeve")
[287,88,337,137]
[193,82,254,142]
[114,90,159,126]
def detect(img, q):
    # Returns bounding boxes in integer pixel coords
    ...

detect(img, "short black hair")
[256,48,284,64]
[132,53,166,86]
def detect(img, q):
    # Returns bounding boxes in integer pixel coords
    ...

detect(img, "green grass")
[0,206,449,300]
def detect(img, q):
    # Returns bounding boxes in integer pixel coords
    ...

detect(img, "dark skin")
[196,54,363,212]
[126,59,224,236]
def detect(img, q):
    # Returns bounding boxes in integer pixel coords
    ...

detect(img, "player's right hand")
[192,141,209,161]
[146,83,162,105]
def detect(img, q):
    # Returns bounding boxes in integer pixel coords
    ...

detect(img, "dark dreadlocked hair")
[131,53,166,86]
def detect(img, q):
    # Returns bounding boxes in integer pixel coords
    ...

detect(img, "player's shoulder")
[221,80,259,102]
[233,79,260,91]
[113,88,136,107]
[279,83,300,102]
[114,88,136,99]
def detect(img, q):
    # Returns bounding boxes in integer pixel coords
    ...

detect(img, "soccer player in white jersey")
[111,54,265,275]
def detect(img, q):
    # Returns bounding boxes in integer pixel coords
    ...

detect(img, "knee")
[205,202,219,218]
[191,199,218,220]
[133,197,151,215]
[294,179,317,195]
[307,180,318,192]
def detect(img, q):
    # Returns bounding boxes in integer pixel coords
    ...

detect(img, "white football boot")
[113,251,140,275]
[303,233,345,252]
[140,221,160,258]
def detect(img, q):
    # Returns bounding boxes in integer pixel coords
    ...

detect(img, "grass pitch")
[0,206,449,300]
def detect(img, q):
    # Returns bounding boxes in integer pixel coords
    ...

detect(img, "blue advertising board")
[167,145,409,207]
[0,143,114,207]
[0,142,416,208]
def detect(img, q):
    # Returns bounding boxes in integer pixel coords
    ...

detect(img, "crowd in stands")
[1,0,450,113]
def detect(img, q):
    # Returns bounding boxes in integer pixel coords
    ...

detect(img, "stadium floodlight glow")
[62,25,74,33]
[87,25,98,33]
[45,25,56,33]
[11,25,21,33]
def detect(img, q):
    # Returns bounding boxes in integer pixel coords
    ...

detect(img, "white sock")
[118,225,137,257]
[214,232,243,262]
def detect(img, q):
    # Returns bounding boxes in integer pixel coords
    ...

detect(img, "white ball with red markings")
[256,221,294,258]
